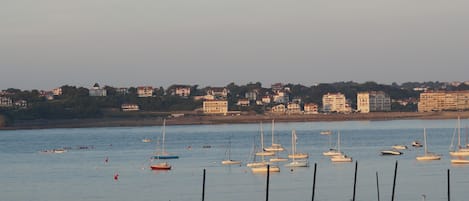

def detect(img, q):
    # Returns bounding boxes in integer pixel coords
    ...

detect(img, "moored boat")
[250,165,280,173]
[392,145,408,150]
[380,149,403,155]
[150,162,171,170]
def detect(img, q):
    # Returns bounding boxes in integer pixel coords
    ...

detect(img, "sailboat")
[323,130,341,157]
[287,129,309,159]
[330,131,352,162]
[250,123,280,173]
[449,116,469,157]
[256,122,275,156]
[264,120,286,152]
[150,161,171,170]
[416,128,441,161]
[285,129,308,167]
[222,136,241,165]
[153,119,179,159]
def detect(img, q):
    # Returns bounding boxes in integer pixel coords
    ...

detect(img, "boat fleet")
[144,117,469,173]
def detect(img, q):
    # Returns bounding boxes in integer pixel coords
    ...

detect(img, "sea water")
[1,119,468,201]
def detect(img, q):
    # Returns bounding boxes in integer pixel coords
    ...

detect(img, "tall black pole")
[202,169,206,201]
[353,161,358,201]
[376,171,380,201]
[266,165,270,201]
[312,163,317,201]
[391,161,398,201]
[447,169,450,201]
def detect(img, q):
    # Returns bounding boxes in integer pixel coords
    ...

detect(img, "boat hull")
[221,160,241,165]
[256,151,276,156]
[451,159,469,164]
[285,160,309,167]
[416,155,441,161]
[288,153,309,159]
[381,150,403,155]
[150,162,171,170]
[153,155,179,159]
[250,165,280,173]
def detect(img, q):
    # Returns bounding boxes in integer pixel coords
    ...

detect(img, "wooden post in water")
[376,171,380,201]
[202,169,206,201]
[352,161,358,201]
[447,169,450,201]
[266,165,270,201]
[391,161,398,201]
[311,163,317,201]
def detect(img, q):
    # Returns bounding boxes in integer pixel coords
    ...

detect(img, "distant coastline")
[1,111,469,130]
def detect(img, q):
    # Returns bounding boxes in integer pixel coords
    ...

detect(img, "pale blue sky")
[1,0,469,90]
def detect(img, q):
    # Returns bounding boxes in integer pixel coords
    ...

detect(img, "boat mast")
[162,119,166,153]
[271,119,275,145]
[458,116,461,149]
[423,128,428,155]
[337,131,341,153]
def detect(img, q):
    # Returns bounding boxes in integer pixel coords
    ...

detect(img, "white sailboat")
[449,116,469,157]
[323,130,341,157]
[285,129,308,167]
[287,129,309,159]
[250,122,279,173]
[256,122,275,156]
[264,119,286,152]
[330,131,352,162]
[416,128,441,161]
[222,136,241,165]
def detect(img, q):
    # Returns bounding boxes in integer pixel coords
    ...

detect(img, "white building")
[173,85,191,97]
[121,104,139,112]
[89,83,107,97]
[357,91,391,113]
[0,97,13,107]
[322,93,350,113]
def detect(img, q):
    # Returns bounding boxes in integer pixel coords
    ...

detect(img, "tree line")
[1,81,469,125]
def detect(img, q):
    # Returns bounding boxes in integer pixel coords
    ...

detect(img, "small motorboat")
[392,145,408,150]
[412,141,423,147]
[142,138,152,143]
[381,149,403,155]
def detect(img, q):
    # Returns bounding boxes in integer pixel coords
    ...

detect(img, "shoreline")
[2,111,469,130]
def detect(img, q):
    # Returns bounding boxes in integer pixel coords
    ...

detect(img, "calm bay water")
[1,119,469,201]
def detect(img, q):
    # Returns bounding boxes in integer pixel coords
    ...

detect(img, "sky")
[1,0,469,90]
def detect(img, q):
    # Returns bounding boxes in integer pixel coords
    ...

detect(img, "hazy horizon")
[2,0,469,90]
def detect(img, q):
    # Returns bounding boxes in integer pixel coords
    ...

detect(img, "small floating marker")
[114,173,119,181]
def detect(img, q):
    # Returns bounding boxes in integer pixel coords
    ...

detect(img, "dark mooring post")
[202,169,206,201]
[391,161,398,201]
[352,161,358,201]
[447,169,450,201]
[376,171,380,201]
[266,165,270,201]
[311,163,317,201]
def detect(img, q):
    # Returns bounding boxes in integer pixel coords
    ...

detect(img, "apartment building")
[322,93,350,113]
[137,86,153,97]
[304,103,319,114]
[203,100,228,115]
[418,91,469,112]
[357,91,391,113]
